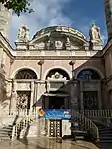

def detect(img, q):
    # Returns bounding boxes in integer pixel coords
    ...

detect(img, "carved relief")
[55,40,63,49]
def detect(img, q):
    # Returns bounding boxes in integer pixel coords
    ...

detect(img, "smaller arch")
[75,67,104,80]
[12,67,38,79]
[43,66,71,80]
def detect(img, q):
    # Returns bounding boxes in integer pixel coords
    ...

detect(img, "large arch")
[15,69,37,79]
[75,67,104,80]
[43,66,71,80]
[11,67,38,79]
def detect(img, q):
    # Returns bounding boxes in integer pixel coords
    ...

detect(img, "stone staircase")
[96,123,112,143]
[0,124,13,140]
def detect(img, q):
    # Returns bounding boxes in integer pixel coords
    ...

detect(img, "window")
[15,69,37,79]
[77,69,100,81]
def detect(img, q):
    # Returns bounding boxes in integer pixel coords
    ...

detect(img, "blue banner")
[43,109,71,119]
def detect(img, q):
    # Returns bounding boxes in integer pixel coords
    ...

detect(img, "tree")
[0,0,33,16]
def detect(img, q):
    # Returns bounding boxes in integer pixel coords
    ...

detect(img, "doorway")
[83,91,98,110]
[49,96,65,109]
[16,91,31,113]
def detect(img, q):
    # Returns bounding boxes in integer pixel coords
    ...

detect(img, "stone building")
[0,2,112,141]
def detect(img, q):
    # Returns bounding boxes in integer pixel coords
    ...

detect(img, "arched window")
[77,69,101,81]
[15,69,37,79]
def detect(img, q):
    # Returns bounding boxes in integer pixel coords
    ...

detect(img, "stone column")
[70,80,78,119]
[80,81,84,110]
[97,81,102,109]
[11,80,17,115]
[30,81,34,111]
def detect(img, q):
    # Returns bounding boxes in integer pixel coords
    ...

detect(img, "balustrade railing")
[9,108,37,117]
[80,109,112,118]
[12,113,36,140]
[72,110,99,141]
[11,109,38,140]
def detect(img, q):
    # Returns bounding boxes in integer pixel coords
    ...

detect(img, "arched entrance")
[43,68,70,110]
[43,68,70,137]
[77,68,101,110]
[14,68,37,114]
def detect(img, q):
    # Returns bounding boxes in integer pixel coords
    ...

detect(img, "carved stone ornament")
[55,40,63,49]
[47,72,67,80]
[16,25,30,42]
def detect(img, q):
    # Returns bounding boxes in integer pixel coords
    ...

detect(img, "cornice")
[14,55,102,60]
[102,39,112,56]
[0,33,14,59]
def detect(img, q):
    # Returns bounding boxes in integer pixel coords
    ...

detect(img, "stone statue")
[89,22,102,43]
[17,25,30,42]
[65,36,71,50]
[46,36,54,50]
[66,37,71,45]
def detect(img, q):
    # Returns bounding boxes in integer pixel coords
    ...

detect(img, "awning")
[43,93,69,97]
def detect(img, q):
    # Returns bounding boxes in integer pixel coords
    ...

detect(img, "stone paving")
[0,137,99,149]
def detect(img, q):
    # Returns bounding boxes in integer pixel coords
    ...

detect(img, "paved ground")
[0,137,99,149]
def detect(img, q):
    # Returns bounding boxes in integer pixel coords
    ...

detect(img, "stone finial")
[89,21,103,44]
[16,25,30,42]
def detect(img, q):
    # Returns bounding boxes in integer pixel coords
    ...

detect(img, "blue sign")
[43,109,71,119]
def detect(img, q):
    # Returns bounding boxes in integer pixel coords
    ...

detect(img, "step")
[0,137,11,140]
[75,136,84,140]
[0,128,12,130]
[100,138,112,140]
[0,129,12,133]
[99,134,112,137]
[0,131,12,135]
[2,126,13,129]
[99,129,112,133]
[100,140,112,143]
[99,127,112,130]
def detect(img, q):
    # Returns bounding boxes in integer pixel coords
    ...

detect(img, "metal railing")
[72,110,99,141]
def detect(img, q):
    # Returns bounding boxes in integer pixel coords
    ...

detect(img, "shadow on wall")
[33,50,105,110]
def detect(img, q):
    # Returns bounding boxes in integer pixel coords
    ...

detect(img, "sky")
[10,0,107,47]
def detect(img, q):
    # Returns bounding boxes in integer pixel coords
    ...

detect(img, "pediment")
[29,26,88,50]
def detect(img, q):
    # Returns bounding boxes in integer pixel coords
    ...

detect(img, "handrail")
[80,109,112,118]
[12,113,36,140]
[72,110,99,141]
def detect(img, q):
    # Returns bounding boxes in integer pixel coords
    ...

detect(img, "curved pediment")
[29,26,89,50]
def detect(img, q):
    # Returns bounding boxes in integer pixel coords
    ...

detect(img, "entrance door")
[83,91,98,110]
[49,119,62,137]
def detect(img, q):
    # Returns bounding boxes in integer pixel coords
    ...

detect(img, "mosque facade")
[0,1,112,140]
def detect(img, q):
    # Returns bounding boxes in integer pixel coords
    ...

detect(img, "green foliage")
[0,0,33,16]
